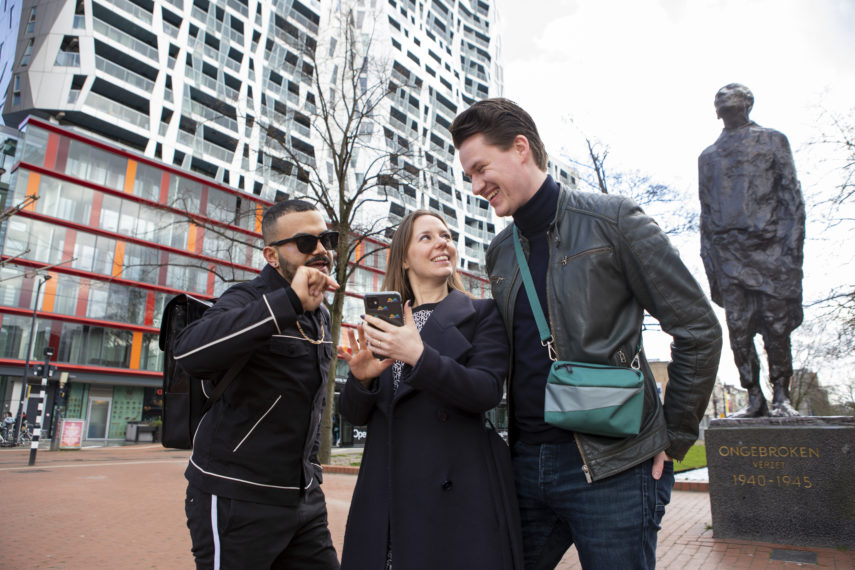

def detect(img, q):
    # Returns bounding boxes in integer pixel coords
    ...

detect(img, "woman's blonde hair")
[382,210,468,303]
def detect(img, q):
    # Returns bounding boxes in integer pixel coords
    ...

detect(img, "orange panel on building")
[124,160,137,194]
[112,241,126,278]
[130,331,143,369]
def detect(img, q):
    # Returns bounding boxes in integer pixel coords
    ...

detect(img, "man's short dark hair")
[449,98,548,171]
[261,199,316,243]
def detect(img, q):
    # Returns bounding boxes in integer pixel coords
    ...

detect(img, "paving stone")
[1,444,854,568]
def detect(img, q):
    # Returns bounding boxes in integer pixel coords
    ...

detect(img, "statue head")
[714,83,754,129]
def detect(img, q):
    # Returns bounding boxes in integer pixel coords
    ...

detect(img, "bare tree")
[255,7,421,463]
[586,138,609,195]
[582,136,697,235]
[809,106,855,222]
[829,380,855,416]
[789,369,838,416]
[806,106,855,350]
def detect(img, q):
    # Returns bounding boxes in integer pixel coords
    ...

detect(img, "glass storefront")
[0,117,493,442]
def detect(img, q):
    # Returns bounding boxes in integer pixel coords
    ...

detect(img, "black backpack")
[158,294,247,449]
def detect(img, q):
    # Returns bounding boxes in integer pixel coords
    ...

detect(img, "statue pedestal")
[705,416,855,549]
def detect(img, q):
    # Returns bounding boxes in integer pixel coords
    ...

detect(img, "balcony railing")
[184,99,239,133]
[95,55,155,93]
[55,51,81,67]
[224,57,241,74]
[290,10,319,35]
[224,27,244,45]
[93,18,158,62]
[163,20,180,39]
[84,91,149,129]
[192,71,240,102]
[107,0,152,25]
[226,0,248,17]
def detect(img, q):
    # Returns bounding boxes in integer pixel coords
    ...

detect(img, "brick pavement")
[0,444,852,569]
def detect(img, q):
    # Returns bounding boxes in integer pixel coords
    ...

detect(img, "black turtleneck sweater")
[512,175,574,443]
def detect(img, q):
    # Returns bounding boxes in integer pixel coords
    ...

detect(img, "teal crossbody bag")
[513,226,644,438]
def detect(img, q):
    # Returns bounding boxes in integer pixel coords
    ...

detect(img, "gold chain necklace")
[295,321,325,345]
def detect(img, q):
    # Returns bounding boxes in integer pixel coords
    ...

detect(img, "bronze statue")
[698,83,805,418]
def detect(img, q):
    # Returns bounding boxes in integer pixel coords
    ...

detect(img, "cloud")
[495,0,855,386]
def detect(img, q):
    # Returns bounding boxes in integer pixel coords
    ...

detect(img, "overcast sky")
[495,0,855,388]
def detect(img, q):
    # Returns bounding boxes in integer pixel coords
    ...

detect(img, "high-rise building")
[335,0,506,271]
[3,0,326,203]
[0,0,510,443]
[2,0,510,269]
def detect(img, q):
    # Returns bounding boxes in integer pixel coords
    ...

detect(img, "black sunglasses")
[268,231,339,254]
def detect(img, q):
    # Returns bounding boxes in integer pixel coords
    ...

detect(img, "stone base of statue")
[705,416,855,549]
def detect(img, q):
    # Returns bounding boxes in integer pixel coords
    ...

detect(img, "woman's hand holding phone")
[337,302,425,386]
[360,302,423,366]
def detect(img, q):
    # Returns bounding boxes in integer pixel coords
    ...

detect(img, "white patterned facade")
[3,0,324,202]
[2,0,507,272]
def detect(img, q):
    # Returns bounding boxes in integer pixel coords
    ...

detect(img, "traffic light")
[33,365,57,378]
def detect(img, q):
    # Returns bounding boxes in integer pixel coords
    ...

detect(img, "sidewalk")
[0,444,852,569]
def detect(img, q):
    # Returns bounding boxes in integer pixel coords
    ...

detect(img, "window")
[12,74,21,105]
[55,180,92,224]
[118,199,140,235]
[25,7,36,33]
[121,242,160,283]
[55,36,80,67]
[72,232,97,273]
[52,274,79,315]
[100,328,132,367]
[0,314,28,359]
[140,333,163,371]
[135,203,160,242]
[65,139,126,190]
[132,161,162,202]
[92,235,116,276]
[19,39,33,67]
[99,194,121,232]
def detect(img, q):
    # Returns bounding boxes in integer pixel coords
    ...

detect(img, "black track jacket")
[174,265,332,505]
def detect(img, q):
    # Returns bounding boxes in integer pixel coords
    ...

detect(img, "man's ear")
[513,134,530,162]
[263,246,279,268]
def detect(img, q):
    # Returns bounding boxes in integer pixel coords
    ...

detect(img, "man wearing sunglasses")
[175,199,341,569]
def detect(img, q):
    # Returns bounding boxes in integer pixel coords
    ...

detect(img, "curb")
[673,481,708,492]
[323,464,360,475]
[323,464,711,491]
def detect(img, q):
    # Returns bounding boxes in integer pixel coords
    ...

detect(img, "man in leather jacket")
[174,199,341,569]
[451,99,721,569]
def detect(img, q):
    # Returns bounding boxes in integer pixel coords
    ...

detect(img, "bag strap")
[200,353,251,415]
[513,225,558,361]
[513,225,643,366]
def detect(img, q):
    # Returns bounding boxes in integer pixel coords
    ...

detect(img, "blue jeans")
[512,440,674,570]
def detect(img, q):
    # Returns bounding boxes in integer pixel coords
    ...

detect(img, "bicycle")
[0,424,33,447]
[18,424,33,446]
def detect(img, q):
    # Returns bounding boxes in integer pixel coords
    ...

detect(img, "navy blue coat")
[339,290,521,569]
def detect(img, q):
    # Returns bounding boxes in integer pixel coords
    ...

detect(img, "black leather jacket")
[486,185,722,482]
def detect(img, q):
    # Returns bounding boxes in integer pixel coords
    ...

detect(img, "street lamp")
[14,273,51,444]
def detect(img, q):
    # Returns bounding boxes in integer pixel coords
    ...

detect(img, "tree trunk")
[318,265,348,465]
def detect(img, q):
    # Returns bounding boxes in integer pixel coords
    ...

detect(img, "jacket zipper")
[574,432,594,483]
[232,395,282,452]
[547,227,596,483]
[506,265,520,327]
[560,246,613,266]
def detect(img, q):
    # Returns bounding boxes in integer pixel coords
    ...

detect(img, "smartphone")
[363,291,404,359]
